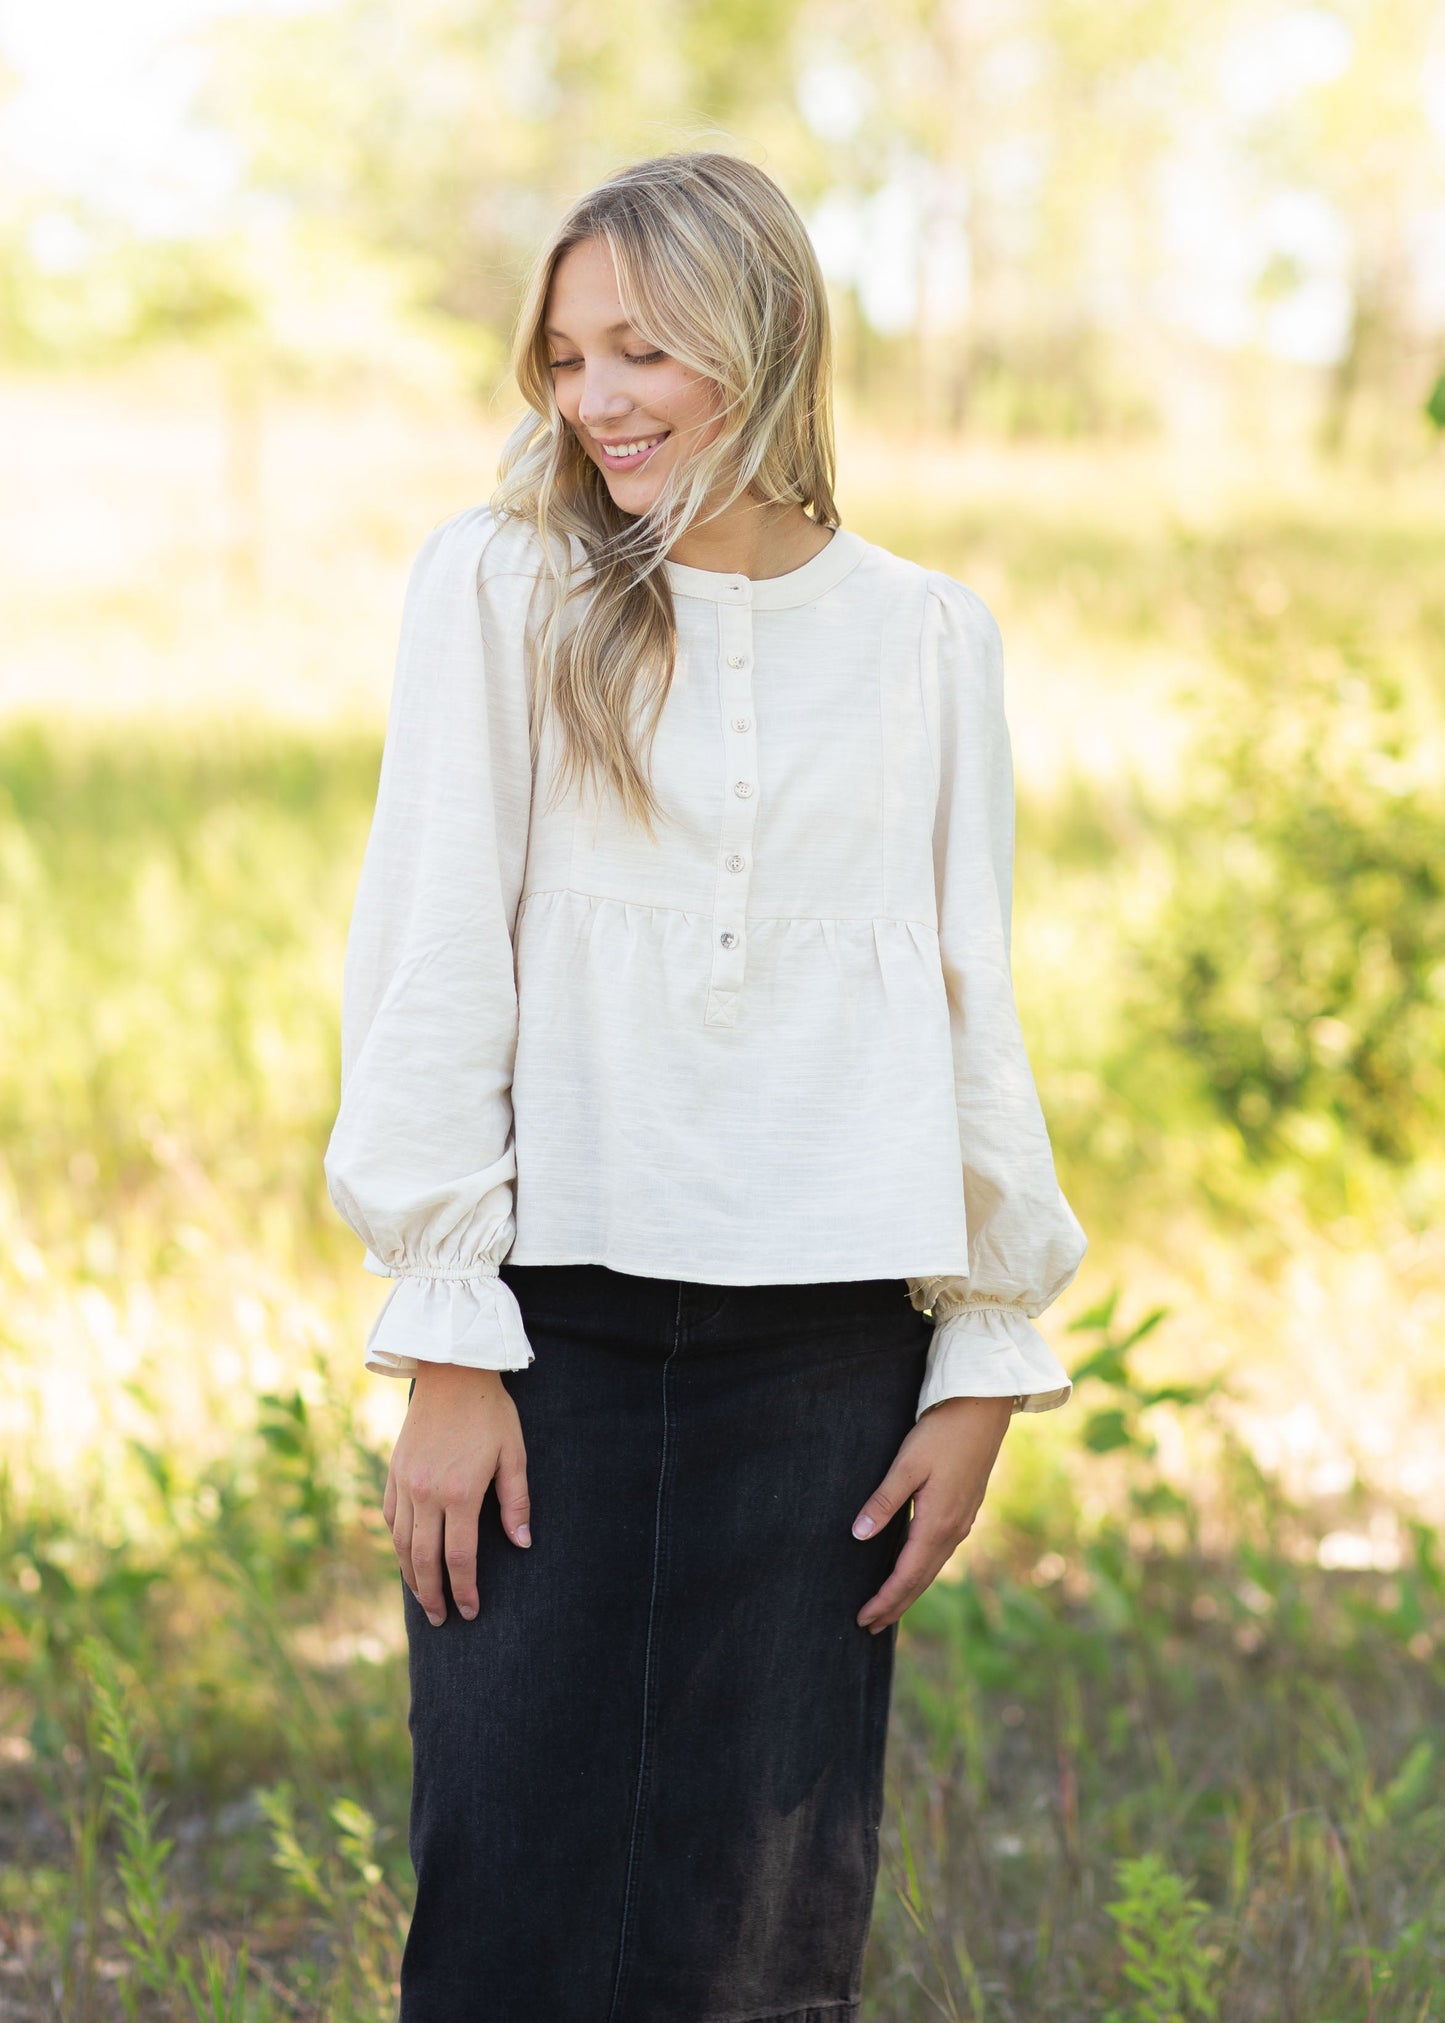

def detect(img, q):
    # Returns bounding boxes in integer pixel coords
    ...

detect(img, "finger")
[857,1525,957,1633]
[444,1496,482,1621]
[391,1485,417,1599]
[382,1464,398,1535]
[494,1439,532,1550]
[851,1450,926,1542]
[409,1506,448,1626]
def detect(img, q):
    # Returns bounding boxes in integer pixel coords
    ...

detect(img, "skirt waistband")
[497,1258,922,1351]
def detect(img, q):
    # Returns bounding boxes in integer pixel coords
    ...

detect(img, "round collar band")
[662,526,868,610]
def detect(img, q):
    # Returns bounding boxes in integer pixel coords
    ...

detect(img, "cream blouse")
[323,503,1087,1419]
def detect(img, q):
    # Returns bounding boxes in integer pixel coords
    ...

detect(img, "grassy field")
[1,366,1442,2018]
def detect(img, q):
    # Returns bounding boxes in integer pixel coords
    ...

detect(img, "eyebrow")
[543,319,638,341]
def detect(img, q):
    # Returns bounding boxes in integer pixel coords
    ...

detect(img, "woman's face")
[544,236,727,513]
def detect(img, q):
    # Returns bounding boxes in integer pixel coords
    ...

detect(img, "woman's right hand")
[383,1365,532,1626]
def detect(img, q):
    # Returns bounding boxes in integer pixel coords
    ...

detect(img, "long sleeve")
[907,576,1087,1419]
[323,505,536,1379]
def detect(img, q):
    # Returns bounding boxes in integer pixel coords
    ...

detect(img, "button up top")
[323,505,1087,1419]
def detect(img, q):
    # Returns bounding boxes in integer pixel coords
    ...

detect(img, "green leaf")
[1069,1346,1132,1389]
[1082,1408,1133,1453]
[1067,1288,1120,1333]
[1140,1383,1209,1407]
[1380,1737,1436,1820]
[1118,1305,1170,1350]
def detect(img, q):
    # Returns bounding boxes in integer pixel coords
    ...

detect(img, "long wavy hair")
[492,150,839,837]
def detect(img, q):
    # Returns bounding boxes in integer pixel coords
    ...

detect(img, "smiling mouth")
[595,432,670,468]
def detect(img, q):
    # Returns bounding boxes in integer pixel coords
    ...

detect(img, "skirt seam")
[605,1282,684,2023]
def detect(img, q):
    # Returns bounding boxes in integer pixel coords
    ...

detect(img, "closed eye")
[547,351,666,370]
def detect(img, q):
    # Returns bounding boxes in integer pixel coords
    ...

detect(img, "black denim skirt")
[398,1262,932,2023]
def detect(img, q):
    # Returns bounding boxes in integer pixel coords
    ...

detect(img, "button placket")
[705,597,757,1026]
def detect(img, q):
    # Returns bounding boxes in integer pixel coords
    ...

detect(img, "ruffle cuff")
[362,1264,535,1379]
[915,1304,1073,1420]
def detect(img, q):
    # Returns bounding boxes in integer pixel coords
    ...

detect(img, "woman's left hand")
[851,1395,1016,1633]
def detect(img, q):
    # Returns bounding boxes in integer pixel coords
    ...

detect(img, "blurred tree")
[889,0,1211,433]
[1229,0,1445,457]
[195,0,814,381]
[197,0,1212,430]
[5,0,1445,446]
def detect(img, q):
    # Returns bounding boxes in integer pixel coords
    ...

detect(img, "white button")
[725,853,745,872]
[732,716,751,732]
[719,930,739,948]
[727,653,746,668]
[733,780,753,797]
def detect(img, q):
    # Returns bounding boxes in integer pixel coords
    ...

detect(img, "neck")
[664,497,834,580]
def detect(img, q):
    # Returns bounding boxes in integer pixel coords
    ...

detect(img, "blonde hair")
[492,150,839,836]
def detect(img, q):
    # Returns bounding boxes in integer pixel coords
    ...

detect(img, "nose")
[576,361,636,433]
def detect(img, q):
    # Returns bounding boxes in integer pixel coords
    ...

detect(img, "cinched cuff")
[914,1303,1073,1420]
[363,1264,535,1379]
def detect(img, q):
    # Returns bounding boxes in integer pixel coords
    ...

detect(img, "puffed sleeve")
[322,504,536,1379]
[907,575,1087,1418]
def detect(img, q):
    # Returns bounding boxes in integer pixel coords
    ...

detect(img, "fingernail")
[852,1515,876,1538]
[516,1524,531,1547]
[869,1622,886,1635]
[426,1612,444,1628]
[460,1605,477,1621]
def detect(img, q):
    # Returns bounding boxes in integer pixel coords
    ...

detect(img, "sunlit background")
[2,2,1444,2015]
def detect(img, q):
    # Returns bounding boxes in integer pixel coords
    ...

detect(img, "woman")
[324,150,1086,2023]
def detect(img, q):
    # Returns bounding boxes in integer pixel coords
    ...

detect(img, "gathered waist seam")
[517,885,938,935]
